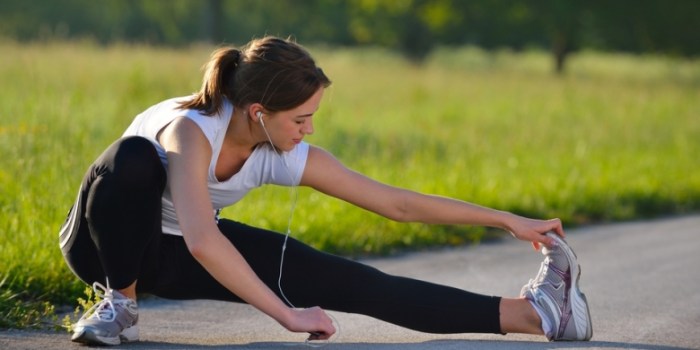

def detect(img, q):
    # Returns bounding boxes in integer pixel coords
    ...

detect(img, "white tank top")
[122,96,309,236]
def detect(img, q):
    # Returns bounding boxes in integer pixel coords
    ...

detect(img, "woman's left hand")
[283,306,336,340]
[503,214,565,251]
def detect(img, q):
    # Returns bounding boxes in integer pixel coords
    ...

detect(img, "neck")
[225,108,266,151]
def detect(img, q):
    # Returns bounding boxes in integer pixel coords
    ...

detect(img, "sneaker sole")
[547,232,593,341]
[71,325,139,346]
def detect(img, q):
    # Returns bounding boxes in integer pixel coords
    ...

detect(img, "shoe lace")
[524,257,553,292]
[79,281,118,322]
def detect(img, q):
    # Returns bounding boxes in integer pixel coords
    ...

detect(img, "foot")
[520,232,593,341]
[71,282,139,345]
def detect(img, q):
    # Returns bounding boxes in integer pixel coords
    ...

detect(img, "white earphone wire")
[258,116,339,347]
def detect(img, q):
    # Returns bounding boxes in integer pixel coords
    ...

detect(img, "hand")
[503,214,565,251]
[282,306,336,340]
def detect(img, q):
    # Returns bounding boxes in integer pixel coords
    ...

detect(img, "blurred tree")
[531,0,584,74]
[203,0,223,43]
[1,0,697,72]
[585,0,700,56]
[346,0,436,62]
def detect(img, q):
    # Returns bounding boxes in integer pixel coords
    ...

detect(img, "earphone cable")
[259,118,339,346]
[259,119,299,308]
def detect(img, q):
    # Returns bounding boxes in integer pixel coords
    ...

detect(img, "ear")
[246,103,265,123]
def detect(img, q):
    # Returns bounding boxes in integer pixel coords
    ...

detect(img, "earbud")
[256,111,265,127]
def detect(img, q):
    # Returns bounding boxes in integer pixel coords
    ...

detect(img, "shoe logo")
[122,302,138,316]
[550,280,565,290]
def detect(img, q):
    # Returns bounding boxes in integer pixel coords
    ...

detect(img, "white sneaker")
[521,232,593,341]
[71,282,139,345]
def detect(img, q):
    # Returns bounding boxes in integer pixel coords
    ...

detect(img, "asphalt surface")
[2,215,699,350]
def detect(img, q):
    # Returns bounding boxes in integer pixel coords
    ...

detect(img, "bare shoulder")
[301,145,381,194]
[157,116,209,152]
[306,145,339,164]
[303,145,347,179]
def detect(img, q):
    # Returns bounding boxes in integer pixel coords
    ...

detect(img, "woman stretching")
[59,36,592,346]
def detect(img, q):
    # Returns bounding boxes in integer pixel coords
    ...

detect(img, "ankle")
[115,281,138,300]
[499,298,544,335]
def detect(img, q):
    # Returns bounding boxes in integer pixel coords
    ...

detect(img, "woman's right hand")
[502,213,565,250]
[283,306,336,340]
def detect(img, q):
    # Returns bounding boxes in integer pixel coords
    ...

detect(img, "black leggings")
[59,136,502,334]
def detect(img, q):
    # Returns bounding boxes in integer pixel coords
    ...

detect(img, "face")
[260,88,324,152]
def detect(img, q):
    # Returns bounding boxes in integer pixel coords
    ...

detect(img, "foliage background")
[1,0,699,72]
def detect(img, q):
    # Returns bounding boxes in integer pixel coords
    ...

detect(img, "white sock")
[528,299,553,337]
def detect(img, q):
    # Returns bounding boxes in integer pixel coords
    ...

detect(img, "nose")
[302,119,314,135]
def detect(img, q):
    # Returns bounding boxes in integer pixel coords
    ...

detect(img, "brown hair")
[179,36,331,115]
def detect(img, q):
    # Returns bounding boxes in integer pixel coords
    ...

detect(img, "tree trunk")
[203,0,223,43]
[552,32,569,75]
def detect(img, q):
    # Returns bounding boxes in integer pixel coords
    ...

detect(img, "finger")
[549,219,565,237]
[308,329,333,341]
[323,319,336,338]
[307,331,326,341]
[314,308,336,338]
[542,235,555,249]
[533,233,554,250]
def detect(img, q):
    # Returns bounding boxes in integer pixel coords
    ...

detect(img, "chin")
[276,144,295,152]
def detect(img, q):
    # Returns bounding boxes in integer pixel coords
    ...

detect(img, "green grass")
[1,41,698,328]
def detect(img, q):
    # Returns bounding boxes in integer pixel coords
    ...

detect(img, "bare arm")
[300,146,563,249]
[159,118,334,338]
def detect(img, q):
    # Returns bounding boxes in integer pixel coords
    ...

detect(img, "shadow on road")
[127,339,694,350]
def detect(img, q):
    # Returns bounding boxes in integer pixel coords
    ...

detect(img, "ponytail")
[178,47,241,116]
[180,36,331,116]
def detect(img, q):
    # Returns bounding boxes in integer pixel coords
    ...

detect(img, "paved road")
[3,215,699,349]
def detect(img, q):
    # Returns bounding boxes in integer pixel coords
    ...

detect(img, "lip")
[293,139,302,144]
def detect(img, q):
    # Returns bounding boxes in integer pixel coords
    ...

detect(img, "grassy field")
[1,41,698,328]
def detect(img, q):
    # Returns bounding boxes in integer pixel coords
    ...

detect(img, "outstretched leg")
[149,220,517,335]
